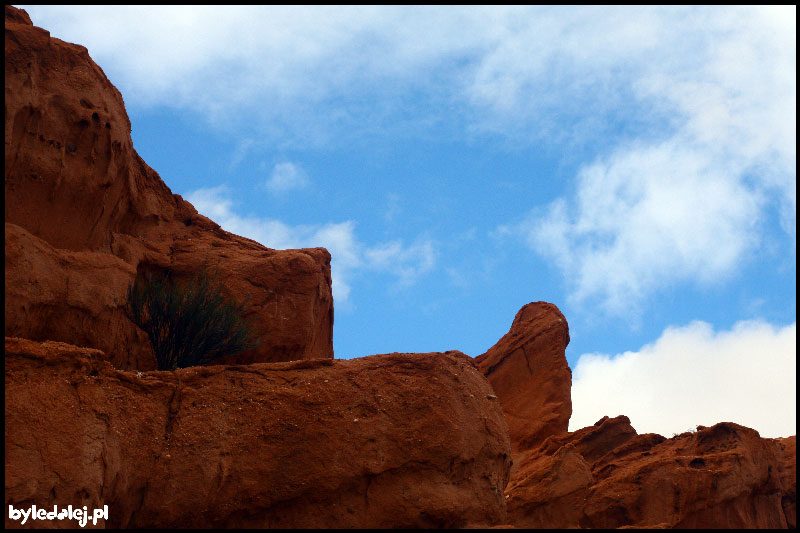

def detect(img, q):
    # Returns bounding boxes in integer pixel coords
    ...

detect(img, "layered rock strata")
[506,416,796,529]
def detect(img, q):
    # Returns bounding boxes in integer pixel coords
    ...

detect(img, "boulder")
[5,337,512,528]
[4,6,333,369]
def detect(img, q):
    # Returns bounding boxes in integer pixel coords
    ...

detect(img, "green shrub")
[127,265,260,370]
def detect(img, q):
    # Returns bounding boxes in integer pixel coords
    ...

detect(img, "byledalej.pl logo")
[8,504,108,527]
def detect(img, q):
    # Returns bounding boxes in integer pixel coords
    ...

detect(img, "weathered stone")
[475,302,572,452]
[5,337,512,528]
[505,417,795,529]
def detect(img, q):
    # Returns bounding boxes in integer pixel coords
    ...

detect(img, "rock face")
[4,6,333,370]
[505,417,796,529]
[5,337,512,529]
[474,302,572,452]
[475,302,796,529]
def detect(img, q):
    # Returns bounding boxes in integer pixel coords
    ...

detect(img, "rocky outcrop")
[5,337,512,528]
[5,222,149,370]
[4,5,333,369]
[505,417,795,529]
[474,302,572,452]
[475,302,796,529]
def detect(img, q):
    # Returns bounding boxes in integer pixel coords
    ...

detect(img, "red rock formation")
[5,337,512,528]
[4,5,333,369]
[476,302,796,529]
[504,416,797,529]
[474,302,572,452]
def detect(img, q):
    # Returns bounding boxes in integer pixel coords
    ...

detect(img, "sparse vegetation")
[127,264,260,370]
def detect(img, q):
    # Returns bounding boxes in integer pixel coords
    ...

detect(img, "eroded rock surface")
[474,301,572,452]
[5,5,796,529]
[505,418,795,529]
[5,5,333,369]
[5,337,511,528]
[475,302,795,529]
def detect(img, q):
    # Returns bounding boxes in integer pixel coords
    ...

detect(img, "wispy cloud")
[23,6,793,151]
[364,239,436,288]
[228,139,255,172]
[498,6,795,314]
[513,141,765,314]
[186,186,436,306]
[265,162,309,194]
[570,319,797,438]
[383,193,402,224]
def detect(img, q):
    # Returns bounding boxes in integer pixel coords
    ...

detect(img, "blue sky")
[20,6,795,437]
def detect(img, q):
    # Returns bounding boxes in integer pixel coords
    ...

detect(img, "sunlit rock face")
[5,338,511,528]
[475,301,573,453]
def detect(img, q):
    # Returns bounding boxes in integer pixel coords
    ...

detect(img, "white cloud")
[186,186,436,305]
[506,6,795,313]
[521,141,764,314]
[22,6,793,208]
[265,162,309,193]
[21,6,791,151]
[570,319,797,438]
[19,5,491,145]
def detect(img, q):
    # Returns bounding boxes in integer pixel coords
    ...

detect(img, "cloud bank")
[570,319,797,438]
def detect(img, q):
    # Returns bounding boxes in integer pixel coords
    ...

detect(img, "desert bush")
[127,265,260,370]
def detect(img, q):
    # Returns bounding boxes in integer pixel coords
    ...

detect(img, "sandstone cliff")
[4,9,513,529]
[5,5,333,370]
